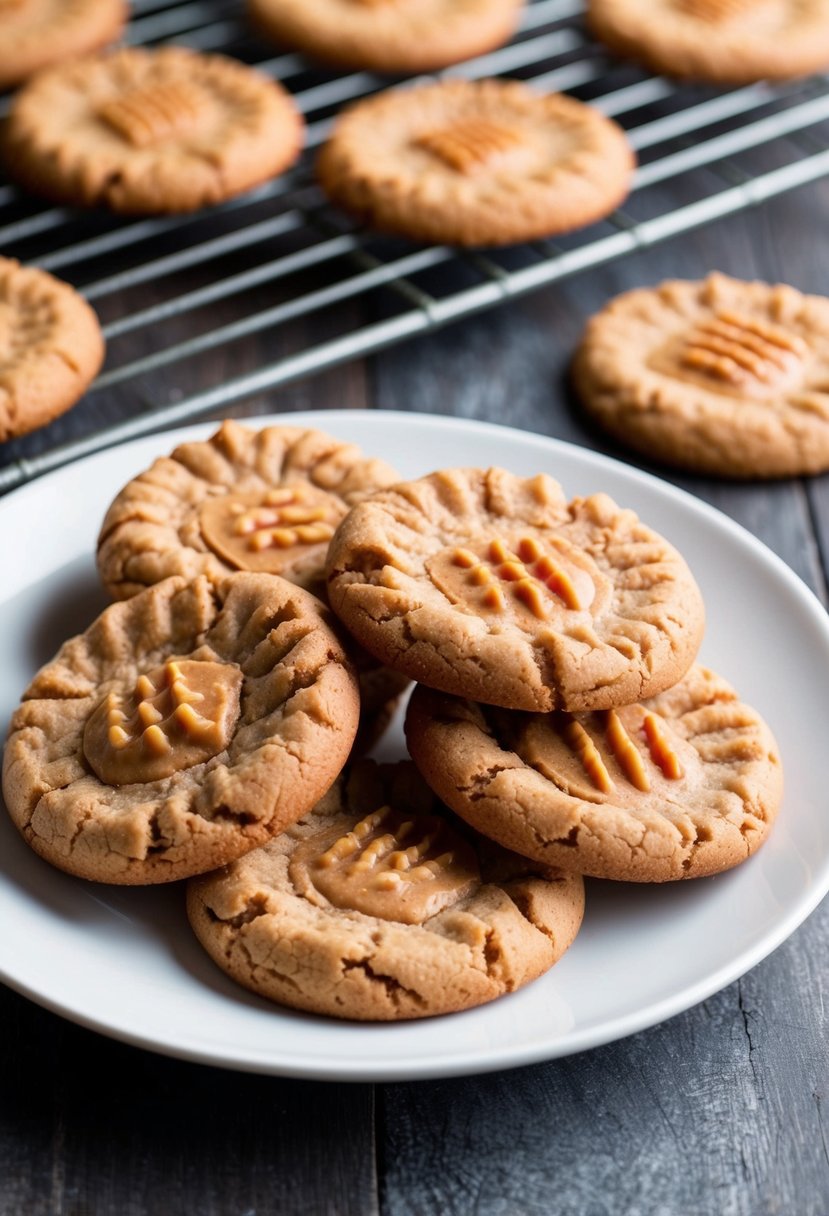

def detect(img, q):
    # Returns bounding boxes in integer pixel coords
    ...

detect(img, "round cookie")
[247,0,524,73]
[573,273,829,479]
[2,573,360,884]
[97,419,399,600]
[325,467,705,713]
[587,0,829,85]
[317,79,634,248]
[0,0,126,92]
[0,257,104,441]
[187,760,585,1021]
[4,47,304,215]
[406,665,783,882]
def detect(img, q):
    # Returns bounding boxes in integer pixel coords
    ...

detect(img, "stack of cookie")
[2,421,783,1023]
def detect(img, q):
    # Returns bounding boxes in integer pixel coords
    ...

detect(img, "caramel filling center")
[199,485,342,576]
[290,806,480,924]
[98,81,210,147]
[83,658,243,785]
[415,119,529,175]
[519,706,686,804]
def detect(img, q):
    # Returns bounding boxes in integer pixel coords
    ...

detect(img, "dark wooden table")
[2,179,829,1215]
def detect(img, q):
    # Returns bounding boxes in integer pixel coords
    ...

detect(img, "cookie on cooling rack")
[247,0,524,73]
[187,760,585,1020]
[317,79,634,247]
[406,665,783,882]
[0,0,126,91]
[4,47,304,214]
[573,273,829,479]
[325,467,705,713]
[2,573,360,884]
[0,257,104,442]
[587,0,829,84]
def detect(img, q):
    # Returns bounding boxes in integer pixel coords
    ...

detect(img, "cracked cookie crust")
[317,79,634,247]
[573,274,829,479]
[186,760,584,1020]
[2,573,360,884]
[405,666,783,882]
[4,46,304,214]
[247,0,524,74]
[326,467,704,713]
[0,256,104,441]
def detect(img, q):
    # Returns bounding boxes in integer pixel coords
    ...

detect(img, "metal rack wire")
[2,0,829,491]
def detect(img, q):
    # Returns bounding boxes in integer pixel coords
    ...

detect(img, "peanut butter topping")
[677,0,755,20]
[679,310,808,394]
[415,120,528,175]
[199,485,342,576]
[516,704,689,803]
[98,81,210,148]
[83,658,243,785]
[290,805,480,924]
[427,533,601,630]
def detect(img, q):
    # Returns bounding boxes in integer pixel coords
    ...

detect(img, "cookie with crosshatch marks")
[246,0,523,73]
[316,79,634,248]
[4,46,303,214]
[405,665,783,882]
[0,0,125,91]
[0,256,104,441]
[186,759,584,1020]
[573,274,829,478]
[587,0,829,85]
[325,467,705,713]
[2,573,360,884]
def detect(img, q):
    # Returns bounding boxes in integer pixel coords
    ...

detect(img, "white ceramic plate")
[1,410,827,1081]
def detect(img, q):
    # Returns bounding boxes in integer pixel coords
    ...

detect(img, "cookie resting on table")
[187,760,585,1020]
[0,256,104,442]
[0,0,126,91]
[587,0,829,84]
[4,47,304,214]
[2,574,359,884]
[247,0,524,73]
[97,419,399,599]
[325,467,705,713]
[406,666,783,882]
[573,274,829,479]
[317,79,635,247]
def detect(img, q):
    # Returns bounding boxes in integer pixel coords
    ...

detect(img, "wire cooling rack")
[2,0,829,491]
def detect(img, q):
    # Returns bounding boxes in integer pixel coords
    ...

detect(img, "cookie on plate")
[317,79,634,247]
[4,47,304,214]
[0,0,126,91]
[187,760,585,1020]
[326,467,705,713]
[247,0,524,73]
[97,419,399,599]
[573,273,829,479]
[0,257,104,442]
[406,665,783,882]
[2,573,359,884]
[587,0,829,85]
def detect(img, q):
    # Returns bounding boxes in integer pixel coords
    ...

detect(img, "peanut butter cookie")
[247,0,524,73]
[317,79,634,247]
[326,467,705,713]
[0,0,126,91]
[4,47,304,214]
[2,573,360,884]
[588,0,829,84]
[573,274,829,479]
[97,419,399,600]
[0,256,104,441]
[406,666,783,882]
[187,760,585,1020]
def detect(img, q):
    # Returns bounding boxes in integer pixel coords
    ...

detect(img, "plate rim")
[1,407,827,1082]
